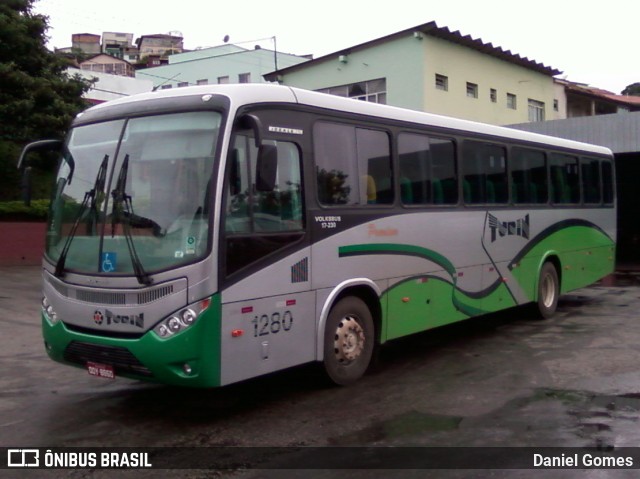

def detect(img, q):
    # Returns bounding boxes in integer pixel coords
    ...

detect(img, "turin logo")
[488,213,530,243]
[92,309,144,328]
[93,311,104,325]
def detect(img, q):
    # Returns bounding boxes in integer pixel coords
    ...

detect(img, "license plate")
[86,361,115,380]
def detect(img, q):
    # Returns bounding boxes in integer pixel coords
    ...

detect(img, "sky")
[33,0,639,95]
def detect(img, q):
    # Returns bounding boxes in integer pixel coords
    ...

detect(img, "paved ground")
[2,266,640,478]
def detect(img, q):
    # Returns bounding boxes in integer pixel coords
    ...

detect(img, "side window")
[462,141,508,204]
[550,153,580,204]
[225,136,303,234]
[581,157,601,204]
[398,133,457,205]
[602,159,614,205]
[511,147,548,204]
[314,122,392,206]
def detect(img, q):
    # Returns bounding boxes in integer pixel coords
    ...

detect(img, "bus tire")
[536,262,559,319]
[323,296,375,386]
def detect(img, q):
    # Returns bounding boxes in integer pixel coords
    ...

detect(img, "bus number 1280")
[251,311,293,337]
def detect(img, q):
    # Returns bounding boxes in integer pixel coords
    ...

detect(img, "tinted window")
[398,133,457,205]
[314,122,392,205]
[581,157,601,204]
[511,148,548,204]
[550,153,580,204]
[602,160,614,204]
[462,141,507,204]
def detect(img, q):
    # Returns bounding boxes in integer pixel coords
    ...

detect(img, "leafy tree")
[622,83,640,96]
[0,0,93,200]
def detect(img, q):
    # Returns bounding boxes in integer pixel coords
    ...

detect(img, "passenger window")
[550,153,580,204]
[398,133,457,205]
[314,122,392,206]
[511,148,548,204]
[581,157,601,204]
[602,160,614,204]
[462,141,507,204]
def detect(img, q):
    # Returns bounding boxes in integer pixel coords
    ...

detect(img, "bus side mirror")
[229,149,241,196]
[17,139,64,205]
[238,114,263,148]
[21,167,32,207]
[256,144,278,192]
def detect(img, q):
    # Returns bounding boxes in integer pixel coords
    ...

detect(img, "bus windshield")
[47,111,222,278]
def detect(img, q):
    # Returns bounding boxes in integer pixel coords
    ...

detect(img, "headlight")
[42,296,59,324]
[153,299,210,338]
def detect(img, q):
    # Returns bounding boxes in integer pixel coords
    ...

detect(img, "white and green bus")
[20,84,615,387]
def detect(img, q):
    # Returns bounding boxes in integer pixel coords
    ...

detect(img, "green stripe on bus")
[339,243,456,276]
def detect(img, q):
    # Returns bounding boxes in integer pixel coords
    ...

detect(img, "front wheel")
[323,296,375,386]
[536,262,559,319]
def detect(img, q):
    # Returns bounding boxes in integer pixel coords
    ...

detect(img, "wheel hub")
[541,273,555,308]
[334,316,365,363]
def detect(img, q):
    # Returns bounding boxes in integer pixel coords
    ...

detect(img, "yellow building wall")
[422,36,556,125]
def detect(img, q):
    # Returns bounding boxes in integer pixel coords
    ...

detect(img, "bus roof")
[81,84,613,156]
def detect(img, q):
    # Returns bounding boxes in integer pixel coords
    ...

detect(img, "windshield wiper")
[54,155,109,278]
[110,154,152,285]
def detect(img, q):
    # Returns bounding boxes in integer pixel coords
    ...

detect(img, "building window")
[177,81,189,88]
[435,74,448,91]
[316,78,387,104]
[490,88,497,103]
[197,79,208,85]
[553,99,559,111]
[528,99,545,121]
[466,82,478,99]
[507,93,517,110]
[218,76,229,84]
[239,73,251,83]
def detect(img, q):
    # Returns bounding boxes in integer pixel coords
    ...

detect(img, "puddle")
[598,273,640,287]
[328,410,462,445]
[328,389,640,447]
[537,388,640,413]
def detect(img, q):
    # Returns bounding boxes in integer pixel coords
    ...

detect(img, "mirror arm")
[238,114,263,148]
[17,139,62,170]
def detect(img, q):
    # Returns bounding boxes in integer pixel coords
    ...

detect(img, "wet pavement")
[2,267,640,478]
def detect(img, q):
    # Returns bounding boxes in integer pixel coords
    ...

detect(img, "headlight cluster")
[153,298,210,338]
[42,296,59,324]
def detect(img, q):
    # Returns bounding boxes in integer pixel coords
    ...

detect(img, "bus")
[19,84,616,387]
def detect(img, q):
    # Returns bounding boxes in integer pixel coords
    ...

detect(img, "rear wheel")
[323,296,375,386]
[536,262,559,319]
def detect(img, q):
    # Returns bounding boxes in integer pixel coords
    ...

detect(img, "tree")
[0,0,93,200]
[622,83,640,97]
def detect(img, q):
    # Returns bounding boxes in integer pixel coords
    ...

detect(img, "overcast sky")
[34,0,638,94]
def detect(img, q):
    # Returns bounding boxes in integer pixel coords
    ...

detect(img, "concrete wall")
[0,223,45,266]
[70,67,153,103]
[509,111,640,154]
[278,35,426,111]
[136,49,308,88]
[276,32,557,125]
[423,35,556,125]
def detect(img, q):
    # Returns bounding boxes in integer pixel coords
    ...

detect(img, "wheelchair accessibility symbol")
[101,252,117,272]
